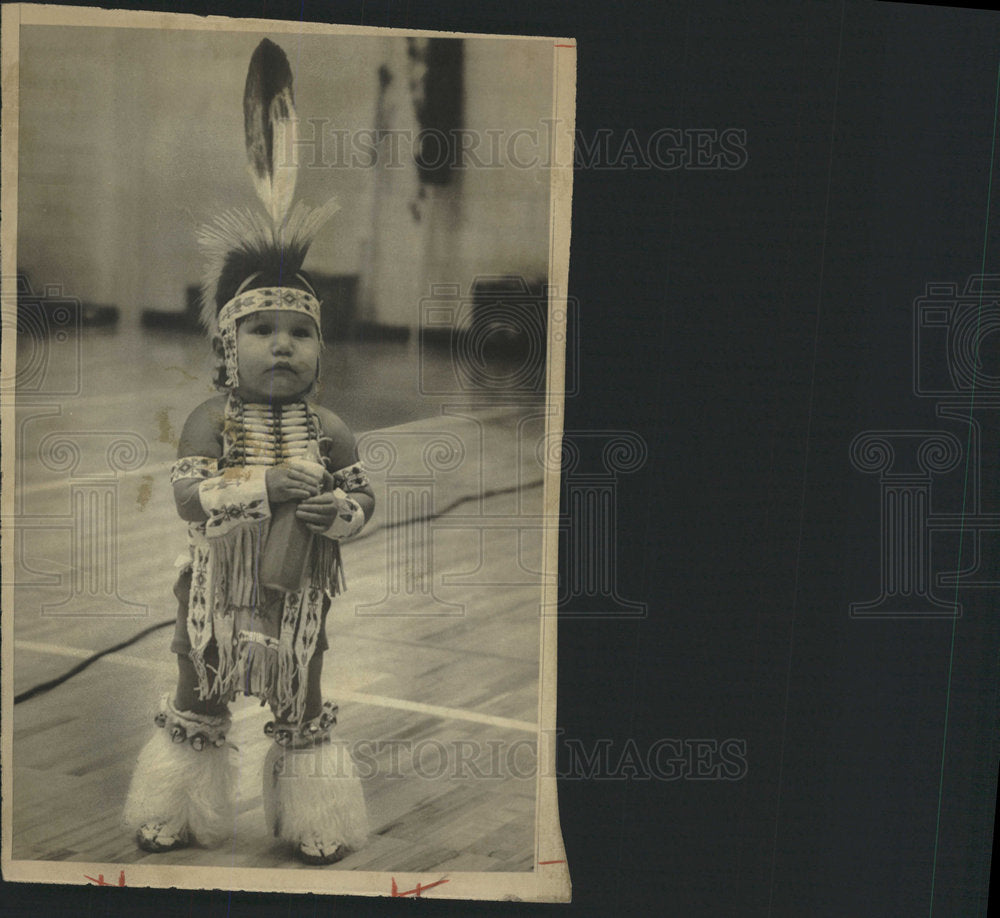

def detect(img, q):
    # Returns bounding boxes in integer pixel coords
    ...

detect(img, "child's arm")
[295,406,375,539]
[171,398,225,523]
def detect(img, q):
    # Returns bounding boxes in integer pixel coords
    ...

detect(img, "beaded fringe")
[207,535,345,723]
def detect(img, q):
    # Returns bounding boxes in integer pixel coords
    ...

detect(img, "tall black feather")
[244,38,297,227]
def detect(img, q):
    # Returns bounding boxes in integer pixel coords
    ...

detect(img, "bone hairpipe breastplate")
[224,398,321,466]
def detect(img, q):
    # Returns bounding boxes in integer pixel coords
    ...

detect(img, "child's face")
[233,309,321,402]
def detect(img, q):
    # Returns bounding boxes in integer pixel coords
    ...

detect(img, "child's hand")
[266,465,322,504]
[295,491,361,534]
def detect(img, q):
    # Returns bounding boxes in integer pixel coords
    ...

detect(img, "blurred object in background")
[408,37,464,189]
[419,274,549,394]
[312,273,360,341]
[140,284,201,332]
[16,270,118,334]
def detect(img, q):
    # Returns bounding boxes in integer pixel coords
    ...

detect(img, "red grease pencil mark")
[84,870,126,886]
[538,859,566,865]
[555,44,575,48]
[391,876,449,897]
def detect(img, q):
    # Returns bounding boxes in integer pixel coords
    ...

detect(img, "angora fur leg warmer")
[123,696,236,848]
[262,739,369,853]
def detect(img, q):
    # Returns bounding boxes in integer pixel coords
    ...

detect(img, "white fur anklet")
[123,694,237,849]
[262,700,369,861]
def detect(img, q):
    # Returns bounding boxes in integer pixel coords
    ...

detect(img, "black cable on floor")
[13,618,175,705]
[13,477,547,705]
[352,476,545,538]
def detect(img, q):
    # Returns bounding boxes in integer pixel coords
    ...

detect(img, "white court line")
[14,639,175,673]
[332,688,536,734]
[14,639,538,734]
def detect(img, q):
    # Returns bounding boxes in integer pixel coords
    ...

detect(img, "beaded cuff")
[170,456,219,483]
[198,467,271,536]
[332,463,371,493]
[320,494,365,541]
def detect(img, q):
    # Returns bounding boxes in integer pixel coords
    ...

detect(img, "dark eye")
[252,324,272,336]
[293,327,313,338]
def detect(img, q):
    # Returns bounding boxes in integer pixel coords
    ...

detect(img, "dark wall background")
[4,1,1000,916]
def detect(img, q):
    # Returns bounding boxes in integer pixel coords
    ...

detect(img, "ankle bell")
[264,700,338,748]
[153,693,231,750]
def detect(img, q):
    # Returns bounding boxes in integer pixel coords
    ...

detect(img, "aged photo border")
[0,2,575,902]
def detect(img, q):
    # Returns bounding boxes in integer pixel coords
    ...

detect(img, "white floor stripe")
[14,639,538,734]
[334,688,536,733]
[14,639,174,673]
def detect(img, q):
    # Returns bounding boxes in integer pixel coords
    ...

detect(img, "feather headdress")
[197,38,340,345]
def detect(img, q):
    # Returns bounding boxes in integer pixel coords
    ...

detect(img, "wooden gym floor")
[7,329,550,875]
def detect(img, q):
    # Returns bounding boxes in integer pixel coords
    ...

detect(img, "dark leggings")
[173,649,326,724]
[170,567,329,724]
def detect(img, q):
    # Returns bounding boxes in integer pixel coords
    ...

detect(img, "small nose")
[271,331,293,354]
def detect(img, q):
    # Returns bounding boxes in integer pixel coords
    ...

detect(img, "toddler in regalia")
[123,38,373,866]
